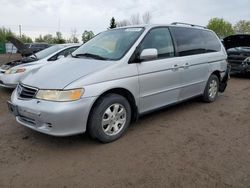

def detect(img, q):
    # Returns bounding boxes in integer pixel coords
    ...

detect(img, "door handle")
[171,64,179,71]
[183,63,190,69]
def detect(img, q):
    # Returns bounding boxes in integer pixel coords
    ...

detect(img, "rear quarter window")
[201,30,221,52]
[170,27,221,56]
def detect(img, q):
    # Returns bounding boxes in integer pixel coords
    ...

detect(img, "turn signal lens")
[5,68,26,74]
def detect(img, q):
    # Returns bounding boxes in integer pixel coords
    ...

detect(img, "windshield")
[33,45,65,59]
[72,27,144,60]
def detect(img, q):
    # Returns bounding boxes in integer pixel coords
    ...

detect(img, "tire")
[88,94,131,143]
[202,74,219,103]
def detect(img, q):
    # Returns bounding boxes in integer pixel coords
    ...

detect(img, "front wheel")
[88,94,131,143]
[202,74,219,103]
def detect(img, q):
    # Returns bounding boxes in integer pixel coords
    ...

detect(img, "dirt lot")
[0,75,249,187]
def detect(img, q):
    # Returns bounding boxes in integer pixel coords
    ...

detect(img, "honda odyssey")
[8,23,229,143]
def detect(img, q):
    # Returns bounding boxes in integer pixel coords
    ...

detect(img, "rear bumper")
[219,64,230,92]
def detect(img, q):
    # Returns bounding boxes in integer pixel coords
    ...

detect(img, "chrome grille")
[17,84,38,99]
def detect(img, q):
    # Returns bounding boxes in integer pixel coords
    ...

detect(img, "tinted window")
[34,45,64,59]
[32,44,41,48]
[201,30,221,52]
[139,28,174,59]
[58,47,78,57]
[171,27,221,56]
[171,27,205,56]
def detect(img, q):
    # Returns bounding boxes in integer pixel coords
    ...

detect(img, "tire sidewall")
[204,75,219,102]
[89,94,131,143]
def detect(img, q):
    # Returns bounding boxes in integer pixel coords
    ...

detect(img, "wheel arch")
[211,70,221,81]
[86,87,139,130]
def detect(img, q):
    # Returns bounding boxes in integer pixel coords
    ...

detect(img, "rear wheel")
[202,74,219,103]
[88,94,131,143]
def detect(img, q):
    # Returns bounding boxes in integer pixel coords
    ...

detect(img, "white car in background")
[0,44,80,88]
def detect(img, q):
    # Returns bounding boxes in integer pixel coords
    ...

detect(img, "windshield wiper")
[72,53,109,60]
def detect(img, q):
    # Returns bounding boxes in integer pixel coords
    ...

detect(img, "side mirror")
[57,55,65,60]
[140,48,158,61]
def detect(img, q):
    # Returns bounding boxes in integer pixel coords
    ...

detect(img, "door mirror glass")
[140,48,158,61]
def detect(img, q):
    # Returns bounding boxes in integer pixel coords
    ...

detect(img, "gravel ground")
[0,75,249,188]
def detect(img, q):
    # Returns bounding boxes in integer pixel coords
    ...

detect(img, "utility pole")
[19,25,21,38]
[58,18,61,32]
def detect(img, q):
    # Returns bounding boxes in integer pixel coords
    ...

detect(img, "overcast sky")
[1,0,250,41]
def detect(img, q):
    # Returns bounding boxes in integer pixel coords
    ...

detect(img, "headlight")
[36,88,84,102]
[5,68,26,74]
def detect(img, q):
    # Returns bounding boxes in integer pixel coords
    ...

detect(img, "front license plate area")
[7,101,19,116]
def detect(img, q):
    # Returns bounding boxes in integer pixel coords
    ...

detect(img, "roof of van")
[113,24,209,31]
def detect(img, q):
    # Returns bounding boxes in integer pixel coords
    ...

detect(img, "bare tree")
[130,13,141,25]
[70,28,79,43]
[142,11,152,24]
[234,20,250,34]
[117,20,130,27]
[116,11,153,27]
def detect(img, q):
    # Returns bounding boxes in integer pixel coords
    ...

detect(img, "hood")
[7,59,46,70]
[7,36,33,56]
[0,56,38,71]
[223,34,250,50]
[22,57,113,89]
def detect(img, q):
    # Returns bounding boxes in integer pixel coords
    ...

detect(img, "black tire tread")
[202,74,219,103]
[88,93,131,143]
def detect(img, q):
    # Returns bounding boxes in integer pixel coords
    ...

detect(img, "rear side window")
[139,27,175,59]
[170,27,221,56]
[170,27,205,56]
[201,30,221,52]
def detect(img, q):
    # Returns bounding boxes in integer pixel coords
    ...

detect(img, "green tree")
[207,18,235,38]
[53,31,66,44]
[68,29,79,43]
[35,35,45,42]
[18,34,33,43]
[72,36,79,43]
[109,17,117,29]
[43,34,54,43]
[35,32,66,44]
[67,37,79,43]
[0,27,13,42]
[234,20,250,34]
[82,30,94,43]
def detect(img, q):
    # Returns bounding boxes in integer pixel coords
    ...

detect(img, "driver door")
[136,27,182,113]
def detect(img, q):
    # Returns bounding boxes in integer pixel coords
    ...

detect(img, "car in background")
[0,37,79,73]
[0,44,80,88]
[8,24,229,143]
[224,34,250,74]
[25,43,51,53]
[2,36,59,69]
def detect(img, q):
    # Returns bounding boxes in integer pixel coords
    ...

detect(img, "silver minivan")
[8,23,230,143]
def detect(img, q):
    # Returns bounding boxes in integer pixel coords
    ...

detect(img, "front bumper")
[229,61,250,74]
[219,64,230,93]
[9,89,97,136]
